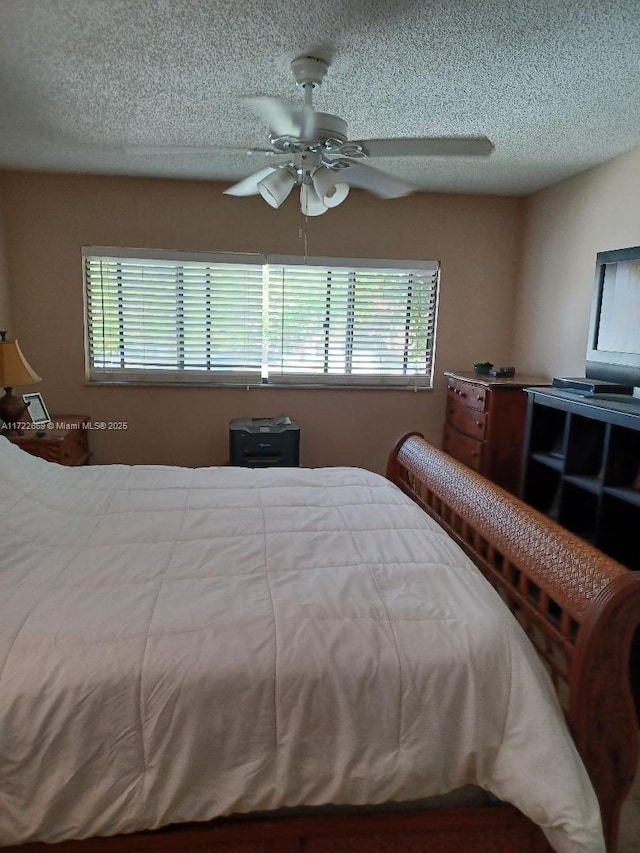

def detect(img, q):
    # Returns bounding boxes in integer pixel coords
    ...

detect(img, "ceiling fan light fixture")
[257,166,297,208]
[312,166,350,208]
[300,182,327,216]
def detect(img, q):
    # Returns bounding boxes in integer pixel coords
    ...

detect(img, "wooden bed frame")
[8,434,640,853]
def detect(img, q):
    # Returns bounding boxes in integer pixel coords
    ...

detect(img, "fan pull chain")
[298,207,309,262]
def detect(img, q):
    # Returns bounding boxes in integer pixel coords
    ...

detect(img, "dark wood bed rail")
[387,432,640,852]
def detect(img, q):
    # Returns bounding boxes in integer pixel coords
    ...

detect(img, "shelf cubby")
[522,458,562,517]
[598,494,640,571]
[527,403,568,460]
[605,425,640,491]
[557,480,599,542]
[563,415,606,477]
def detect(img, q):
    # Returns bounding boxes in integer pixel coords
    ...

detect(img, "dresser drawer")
[446,401,487,440]
[442,424,483,472]
[447,378,487,412]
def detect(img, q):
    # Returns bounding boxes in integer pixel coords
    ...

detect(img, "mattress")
[0,437,604,852]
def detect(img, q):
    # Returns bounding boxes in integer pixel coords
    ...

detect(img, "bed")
[0,431,639,853]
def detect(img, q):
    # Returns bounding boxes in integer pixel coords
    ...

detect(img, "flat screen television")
[586,245,640,389]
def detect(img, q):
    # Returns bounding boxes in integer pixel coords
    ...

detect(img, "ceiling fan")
[224,55,494,216]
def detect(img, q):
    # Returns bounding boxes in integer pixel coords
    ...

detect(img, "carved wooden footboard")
[387,432,640,853]
[7,433,640,853]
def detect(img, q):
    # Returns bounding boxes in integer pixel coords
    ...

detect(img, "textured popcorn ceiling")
[0,0,639,195]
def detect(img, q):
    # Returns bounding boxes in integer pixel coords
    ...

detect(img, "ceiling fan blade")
[340,163,416,199]
[224,167,277,197]
[245,96,317,140]
[121,144,281,157]
[354,136,495,158]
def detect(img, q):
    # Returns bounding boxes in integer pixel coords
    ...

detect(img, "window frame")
[83,247,440,390]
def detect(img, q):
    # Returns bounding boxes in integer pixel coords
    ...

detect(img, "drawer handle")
[476,420,482,427]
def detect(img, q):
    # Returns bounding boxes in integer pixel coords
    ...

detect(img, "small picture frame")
[23,392,51,427]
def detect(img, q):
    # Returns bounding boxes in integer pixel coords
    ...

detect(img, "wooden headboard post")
[387,433,640,853]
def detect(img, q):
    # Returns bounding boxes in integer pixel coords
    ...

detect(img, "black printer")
[229,417,300,467]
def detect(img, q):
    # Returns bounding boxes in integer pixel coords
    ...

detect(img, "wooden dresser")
[5,414,91,466]
[442,371,548,493]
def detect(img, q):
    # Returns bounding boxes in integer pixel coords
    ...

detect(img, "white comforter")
[0,437,603,852]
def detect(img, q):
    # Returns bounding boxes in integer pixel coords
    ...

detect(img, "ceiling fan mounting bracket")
[290,56,328,89]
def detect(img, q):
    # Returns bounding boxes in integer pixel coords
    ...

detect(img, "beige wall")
[513,145,640,378]
[3,171,523,471]
[0,180,11,333]
[5,144,639,470]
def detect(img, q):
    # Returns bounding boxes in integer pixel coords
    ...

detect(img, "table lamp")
[0,330,41,431]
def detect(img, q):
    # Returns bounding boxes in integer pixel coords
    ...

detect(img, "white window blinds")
[84,250,264,384]
[266,258,439,386]
[84,248,439,388]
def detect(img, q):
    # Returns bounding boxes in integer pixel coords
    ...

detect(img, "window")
[83,248,439,389]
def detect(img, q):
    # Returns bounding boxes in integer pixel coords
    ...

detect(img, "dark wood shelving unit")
[521,388,640,571]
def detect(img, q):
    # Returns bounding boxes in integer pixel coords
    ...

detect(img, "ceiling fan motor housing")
[311,112,348,143]
[269,113,348,152]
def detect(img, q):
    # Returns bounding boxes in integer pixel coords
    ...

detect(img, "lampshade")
[300,182,327,217]
[0,335,41,429]
[258,167,297,209]
[312,167,350,208]
[0,338,41,388]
